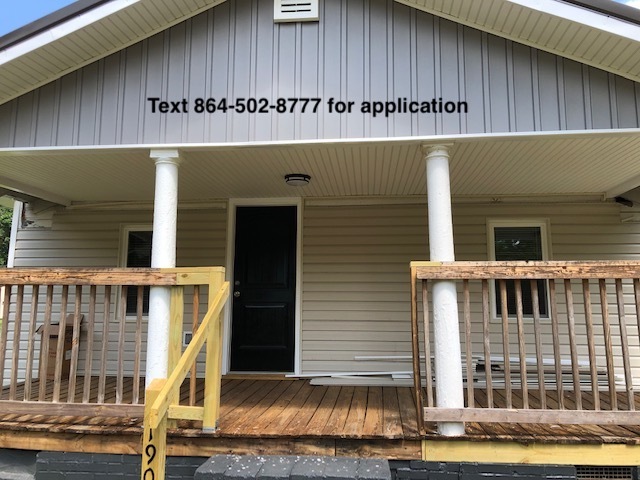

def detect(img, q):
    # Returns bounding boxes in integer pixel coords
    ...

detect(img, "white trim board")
[7,201,22,268]
[223,198,303,376]
[1,127,640,155]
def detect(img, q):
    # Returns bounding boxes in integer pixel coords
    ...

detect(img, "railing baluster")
[514,280,528,410]
[499,279,512,409]
[422,280,433,408]
[599,279,617,410]
[582,279,599,410]
[549,279,564,409]
[116,286,127,404]
[635,278,640,412]
[24,285,39,401]
[0,285,11,400]
[83,285,97,403]
[531,280,546,409]
[482,279,493,408]
[9,285,24,401]
[133,286,144,405]
[463,280,474,408]
[408,262,640,424]
[168,286,184,412]
[615,279,634,411]
[38,285,54,401]
[98,285,111,404]
[67,285,83,403]
[564,279,582,410]
[53,285,69,402]
[190,285,200,407]
[409,267,423,430]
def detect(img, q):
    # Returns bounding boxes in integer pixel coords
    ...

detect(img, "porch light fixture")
[284,173,311,186]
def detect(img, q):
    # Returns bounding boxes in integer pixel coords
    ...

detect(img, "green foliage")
[0,207,12,267]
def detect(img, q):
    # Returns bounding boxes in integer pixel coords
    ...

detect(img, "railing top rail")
[411,261,640,280]
[0,267,225,286]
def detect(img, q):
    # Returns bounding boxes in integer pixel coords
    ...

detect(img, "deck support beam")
[423,144,465,437]
[146,150,181,386]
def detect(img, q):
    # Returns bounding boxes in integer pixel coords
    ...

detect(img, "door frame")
[223,197,303,375]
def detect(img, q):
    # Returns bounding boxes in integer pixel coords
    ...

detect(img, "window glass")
[125,230,151,314]
[494,226,548,317]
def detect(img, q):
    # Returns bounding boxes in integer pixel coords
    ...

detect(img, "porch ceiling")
[0,130,639,203]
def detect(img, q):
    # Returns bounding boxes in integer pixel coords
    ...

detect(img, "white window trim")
[486,218,552,321]
[118,224,153,316]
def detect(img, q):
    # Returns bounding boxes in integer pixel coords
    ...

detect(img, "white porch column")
[424,144,465,437]
[145,149,181,387]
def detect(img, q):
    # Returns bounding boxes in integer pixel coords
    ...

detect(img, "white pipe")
[145,150,181,386]
[424,144,465,437]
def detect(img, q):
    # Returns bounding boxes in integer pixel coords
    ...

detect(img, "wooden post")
[203,271,224,432]
[167,286,184,427]
[141,378,167,480]
[9,284,24,400]
[24,285,39,401]
[422,280,433,409]
[189,285,200,406]
[409,266,424,434]
[0,285,11,400]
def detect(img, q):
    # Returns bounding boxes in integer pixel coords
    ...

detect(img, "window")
[120,226,152,315]
[488,220,550,318]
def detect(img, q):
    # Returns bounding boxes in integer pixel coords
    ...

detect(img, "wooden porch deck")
[2,377,640,459]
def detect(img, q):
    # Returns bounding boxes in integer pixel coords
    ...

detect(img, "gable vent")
[274,0,319,23]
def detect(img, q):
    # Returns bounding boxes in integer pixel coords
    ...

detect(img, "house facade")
[2,0,640,471]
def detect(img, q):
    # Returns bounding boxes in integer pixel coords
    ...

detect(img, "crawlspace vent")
[576,466,633,480]
[274,0,319,22]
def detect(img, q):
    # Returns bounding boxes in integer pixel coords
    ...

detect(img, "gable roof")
[1,0,640,107]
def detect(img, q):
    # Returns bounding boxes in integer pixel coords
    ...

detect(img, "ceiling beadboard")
[0,132,639,202]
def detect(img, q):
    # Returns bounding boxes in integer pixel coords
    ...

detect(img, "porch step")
[0,449,36,480]
[194,455,391,480]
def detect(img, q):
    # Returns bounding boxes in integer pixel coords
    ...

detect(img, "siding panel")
[301,202,640,387]
[2,0,640,148]
[8,207,227,380]
[7,200,640,387]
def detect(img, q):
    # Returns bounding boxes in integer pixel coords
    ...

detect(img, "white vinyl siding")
[8,207,227,381]
[301,201,640,385]
[6,199,640,385]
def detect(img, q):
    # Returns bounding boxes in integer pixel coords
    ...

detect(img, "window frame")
[118,224,153,316]
[486,218,552,321]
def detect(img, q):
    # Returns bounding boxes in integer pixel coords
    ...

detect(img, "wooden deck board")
[263,381,315,436]
[344,386,368,437]
[305,386,341,435]
[362,387,383,438]
[382,387,404,438]
[322,386,355,436]
[282,385,328,436]
[2,377,640,458]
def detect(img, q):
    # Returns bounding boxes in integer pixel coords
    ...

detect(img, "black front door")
[230,206,297,372]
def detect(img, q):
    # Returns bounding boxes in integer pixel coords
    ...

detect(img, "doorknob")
[233,291,241,298]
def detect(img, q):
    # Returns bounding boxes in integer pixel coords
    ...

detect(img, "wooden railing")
[141,272,229,480]
[410,261,640,428]
[0,267,226,420]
